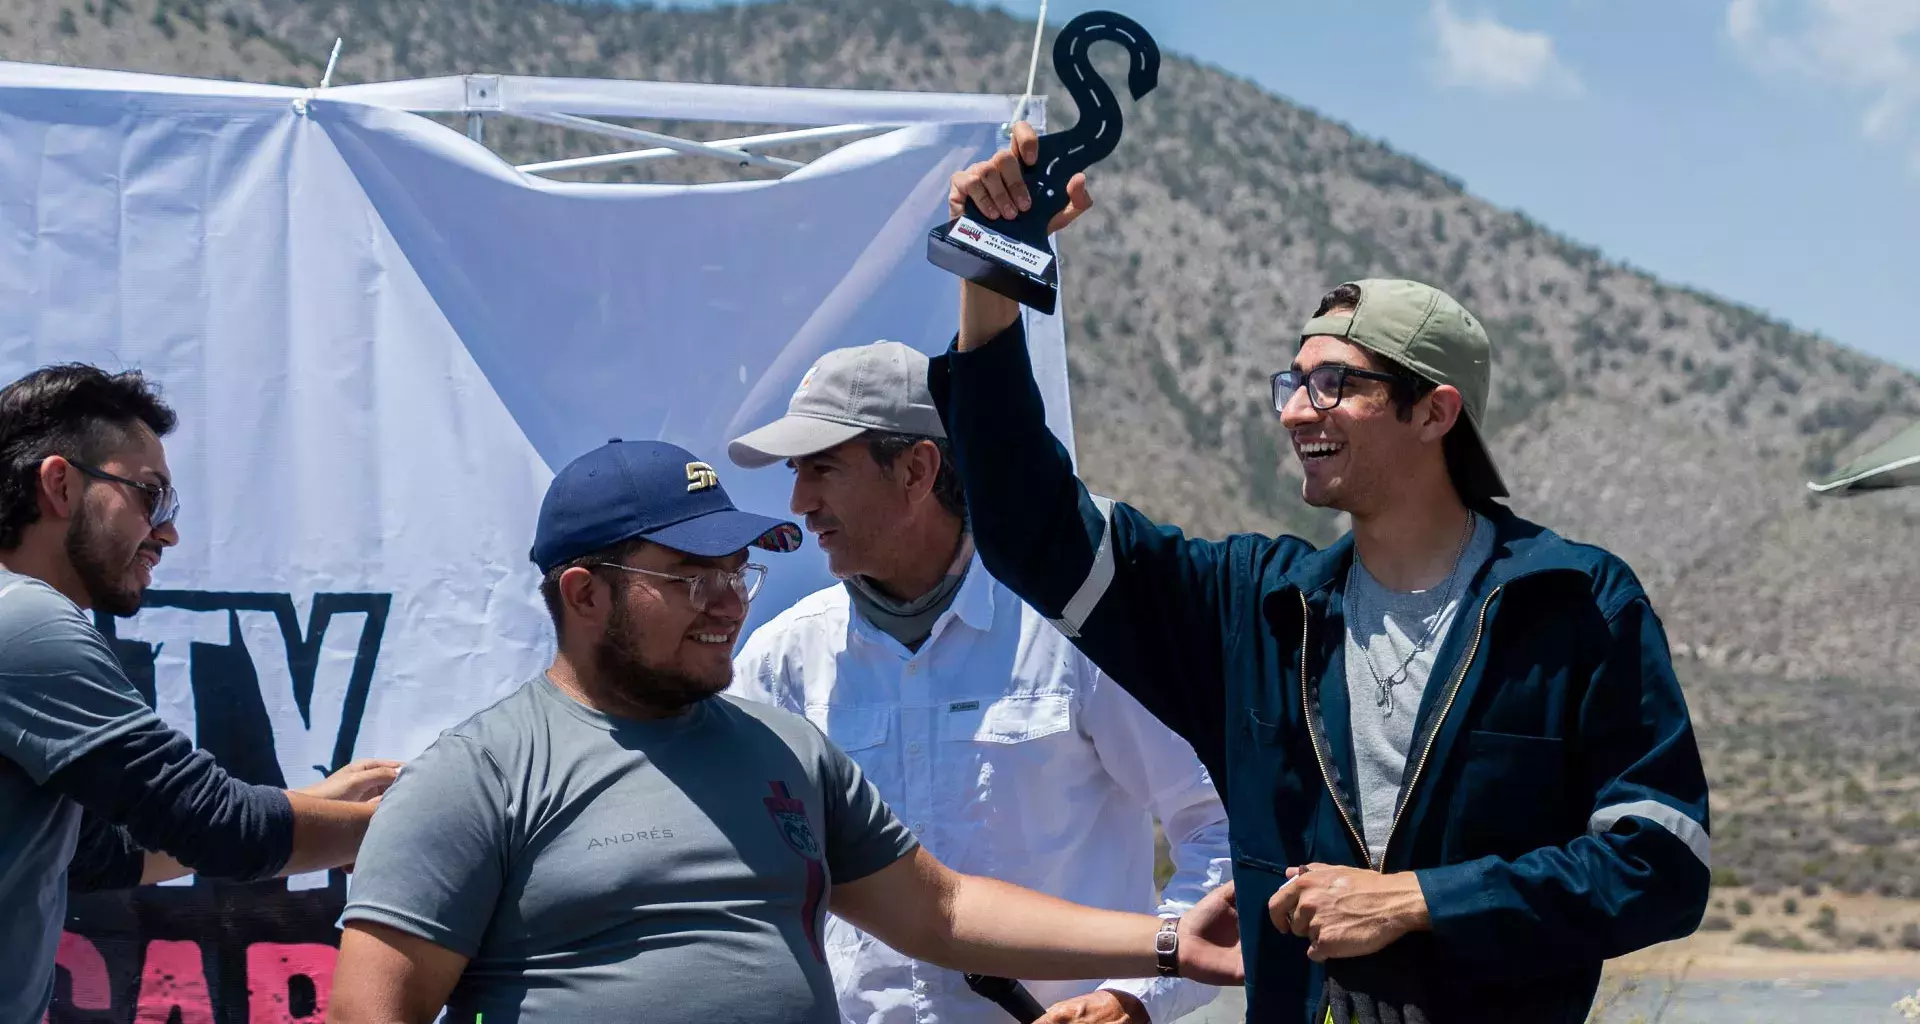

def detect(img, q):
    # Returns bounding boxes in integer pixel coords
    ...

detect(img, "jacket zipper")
[1379,584,1501,867]
[1300,591,1372,868]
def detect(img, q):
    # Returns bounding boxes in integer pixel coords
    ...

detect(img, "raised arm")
[934,124,1310,776]
[954,122,1094,352]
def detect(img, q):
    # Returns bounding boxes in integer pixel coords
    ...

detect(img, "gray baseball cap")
[728,341,946,469]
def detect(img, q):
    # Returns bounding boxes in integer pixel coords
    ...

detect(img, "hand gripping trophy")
[926,10,1161,315]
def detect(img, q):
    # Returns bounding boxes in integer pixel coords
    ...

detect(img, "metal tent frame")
[315,73,1044,180]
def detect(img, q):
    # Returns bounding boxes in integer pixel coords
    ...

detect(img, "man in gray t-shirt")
[333,441,1245,1023]
[343,674,914,1022]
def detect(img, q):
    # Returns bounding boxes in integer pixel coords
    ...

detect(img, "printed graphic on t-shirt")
[764,781,827,962]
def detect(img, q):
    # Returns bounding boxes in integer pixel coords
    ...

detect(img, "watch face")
[1156,929,1179,954]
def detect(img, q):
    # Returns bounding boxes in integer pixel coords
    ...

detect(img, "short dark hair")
[1312,282,1365,319]
[538,536,648,634]
[1309,284,1498,507]
[0,364,178,550]
[1311,284,1436,423]
[864,431,967,525]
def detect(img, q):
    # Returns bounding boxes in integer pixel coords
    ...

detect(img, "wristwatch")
[1154,917,1181,977]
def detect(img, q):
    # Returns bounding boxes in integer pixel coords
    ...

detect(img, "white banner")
[0,62,1070,1019]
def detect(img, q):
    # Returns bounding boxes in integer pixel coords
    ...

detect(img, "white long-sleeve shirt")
[730,555,1231,1024]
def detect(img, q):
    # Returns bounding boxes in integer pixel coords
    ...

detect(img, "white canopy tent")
[1808,420,1920,495]
[0,59,1072,1018]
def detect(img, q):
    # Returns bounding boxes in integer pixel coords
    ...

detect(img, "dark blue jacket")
[930,321,1711,1024]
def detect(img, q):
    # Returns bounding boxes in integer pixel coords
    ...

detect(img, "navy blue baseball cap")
[530,439,802,571]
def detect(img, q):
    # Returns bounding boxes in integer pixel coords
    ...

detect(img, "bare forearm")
[281,791,377,874]
[958,281,1021,351]
[931,873,1161,980]
[834,849,1243,987]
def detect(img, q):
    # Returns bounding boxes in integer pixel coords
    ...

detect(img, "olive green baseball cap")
[1298,278,1508,499]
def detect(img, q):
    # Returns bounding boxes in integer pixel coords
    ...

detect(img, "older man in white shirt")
[728,341,1230,1024]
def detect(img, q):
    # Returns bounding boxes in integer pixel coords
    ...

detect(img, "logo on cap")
[686,462,720,493]
[794,366,818,399]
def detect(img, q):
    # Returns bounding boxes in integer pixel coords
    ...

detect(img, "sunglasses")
[70,461,180,528]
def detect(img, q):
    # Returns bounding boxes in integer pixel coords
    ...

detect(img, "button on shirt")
[731,556,1231,1024]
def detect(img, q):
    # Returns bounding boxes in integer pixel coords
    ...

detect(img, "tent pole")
[517,123,883,176]
[519,111,804,171]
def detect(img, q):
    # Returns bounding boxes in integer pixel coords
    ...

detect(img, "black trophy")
[927,10,1160,315]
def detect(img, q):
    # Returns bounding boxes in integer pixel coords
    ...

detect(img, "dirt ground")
[1613,889,1920,980]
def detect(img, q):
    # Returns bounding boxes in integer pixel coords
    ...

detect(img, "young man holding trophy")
[930,120,1711,1023]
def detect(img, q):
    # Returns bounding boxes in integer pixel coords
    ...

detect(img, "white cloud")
[1430,0,1584,96]
[1727,0,1920,169]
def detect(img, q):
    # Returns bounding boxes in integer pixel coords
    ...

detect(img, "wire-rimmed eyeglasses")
[593,561,768,611]
[1270,365,1408,414]
[69,461,179,528]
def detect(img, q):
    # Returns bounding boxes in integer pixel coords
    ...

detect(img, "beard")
[66,494,146,617]
[593,591,730,715]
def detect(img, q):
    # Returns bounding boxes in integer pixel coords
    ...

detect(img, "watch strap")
[1154,916,1181,978]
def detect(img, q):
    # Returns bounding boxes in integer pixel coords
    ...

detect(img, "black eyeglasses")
[70,461,179,527]
[1271,365,1409,414]
[593,562,768,612]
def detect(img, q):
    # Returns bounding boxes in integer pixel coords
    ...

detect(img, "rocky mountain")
[5,0,1917,688]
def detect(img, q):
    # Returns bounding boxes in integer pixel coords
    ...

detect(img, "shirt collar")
[842,551,998,652]
[948,550,997,633]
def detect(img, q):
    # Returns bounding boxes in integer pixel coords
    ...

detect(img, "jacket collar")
[1275,504,1596,603]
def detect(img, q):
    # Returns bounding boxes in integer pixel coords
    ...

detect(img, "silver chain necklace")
[1347,512,1478,718]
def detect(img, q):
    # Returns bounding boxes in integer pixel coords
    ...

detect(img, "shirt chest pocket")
[804,705,895,788]
[937,693,1076,787]
[1442,730,1570,862]
[933,694,1077,838]
[938,693,1073,745]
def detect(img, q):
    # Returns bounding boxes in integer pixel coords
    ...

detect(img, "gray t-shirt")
[0,571,161,1023]
[1344,514,1496,865]
[341,675,919,1023]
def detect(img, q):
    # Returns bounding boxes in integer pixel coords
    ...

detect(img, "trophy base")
[927,217,1060,315]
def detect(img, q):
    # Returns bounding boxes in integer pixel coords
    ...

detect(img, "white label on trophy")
[949,216,1054,275]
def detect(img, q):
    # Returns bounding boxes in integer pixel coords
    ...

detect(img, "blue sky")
[672,0,1920,373]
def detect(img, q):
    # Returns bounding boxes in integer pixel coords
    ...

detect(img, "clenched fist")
[1266,864,1431,962]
